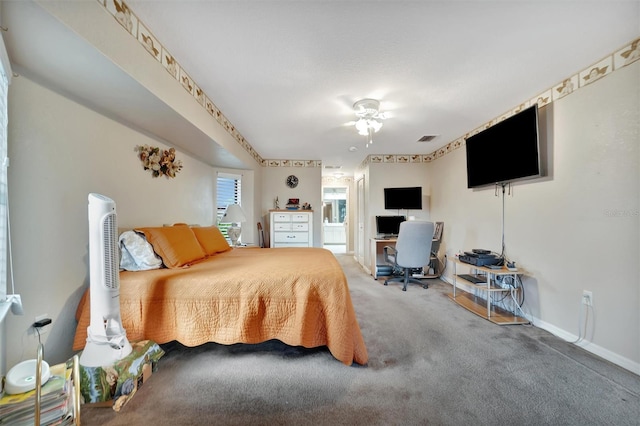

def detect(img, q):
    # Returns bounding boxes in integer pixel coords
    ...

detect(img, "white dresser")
[269,210,313,248]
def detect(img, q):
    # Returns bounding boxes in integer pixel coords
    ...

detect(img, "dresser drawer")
[274,232,309,243]
[274,223,292,231]
[291,214,309,222]
[272,213,291,222]
[273,222,309,232]
[291,222,309,231]
[273,242,310,248]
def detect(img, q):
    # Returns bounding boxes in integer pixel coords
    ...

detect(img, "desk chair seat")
[383,220,435,291]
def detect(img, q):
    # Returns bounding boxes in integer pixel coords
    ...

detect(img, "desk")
[370,237,444,280]
[370,238,397,279]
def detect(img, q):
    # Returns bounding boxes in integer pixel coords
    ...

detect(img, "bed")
[73,225,368,366]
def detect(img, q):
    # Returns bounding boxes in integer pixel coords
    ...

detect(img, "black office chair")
[383,221,435,291]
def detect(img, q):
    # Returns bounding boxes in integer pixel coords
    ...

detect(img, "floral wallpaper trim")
[98,1,637,171]
[100,0,263,166]
[261,160,322,168]
[357,36,640,172]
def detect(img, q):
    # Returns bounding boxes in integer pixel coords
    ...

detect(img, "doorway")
[322,187,347,254]
[356,177,364,266]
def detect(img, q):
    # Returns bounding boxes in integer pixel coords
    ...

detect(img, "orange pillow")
[191,226,231,255]
[135,226,206,268]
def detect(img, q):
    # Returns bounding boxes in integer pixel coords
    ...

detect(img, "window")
[216,173,241,241]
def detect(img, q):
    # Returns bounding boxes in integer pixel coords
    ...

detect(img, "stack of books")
[0,361,76,426]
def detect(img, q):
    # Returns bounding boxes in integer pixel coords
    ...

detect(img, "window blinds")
[216,173,241,240]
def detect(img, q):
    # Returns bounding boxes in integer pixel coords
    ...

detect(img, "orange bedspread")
[73,247,368,366]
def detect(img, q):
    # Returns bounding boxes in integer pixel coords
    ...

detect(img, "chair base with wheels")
[383,268,429,291]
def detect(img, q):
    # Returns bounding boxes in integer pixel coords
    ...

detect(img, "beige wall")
[34,0,258,170]
[359,162,431,272]
[1,0,636,377]
[1,0,265,374]
[3,64,638,376]
[1,74,258,372]
[260,166,322,247]
[427,61,639,372]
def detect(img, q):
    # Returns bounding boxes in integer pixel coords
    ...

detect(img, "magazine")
[0,360,75,425]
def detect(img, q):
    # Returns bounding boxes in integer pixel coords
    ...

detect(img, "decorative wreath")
[134,145,183,178]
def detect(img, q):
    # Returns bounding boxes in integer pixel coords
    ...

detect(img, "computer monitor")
[375,215,406,237]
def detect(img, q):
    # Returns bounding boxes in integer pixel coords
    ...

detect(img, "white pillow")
[119,230,163,271]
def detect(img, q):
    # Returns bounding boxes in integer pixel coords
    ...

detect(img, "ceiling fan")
[345,98,389,148]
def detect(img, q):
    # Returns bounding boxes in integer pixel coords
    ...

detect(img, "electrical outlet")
[33,314,51,335]
[582,290,593,306]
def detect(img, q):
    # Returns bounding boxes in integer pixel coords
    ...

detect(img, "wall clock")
[286,175,299,188]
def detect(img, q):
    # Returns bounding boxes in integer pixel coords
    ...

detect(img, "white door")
[356,177,365,266]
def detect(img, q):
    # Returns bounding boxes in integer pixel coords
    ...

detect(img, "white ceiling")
[4,1,640,175]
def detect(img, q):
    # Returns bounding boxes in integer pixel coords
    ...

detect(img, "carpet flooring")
[80,254,639,425]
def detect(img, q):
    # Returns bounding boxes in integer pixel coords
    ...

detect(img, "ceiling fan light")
[352,98,385,148]
[370,119,383,132]
[355,118,369,133]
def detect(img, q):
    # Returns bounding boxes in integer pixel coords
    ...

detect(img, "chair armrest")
[383,245,397,265]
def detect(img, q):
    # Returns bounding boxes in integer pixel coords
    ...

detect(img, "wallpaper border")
[357,36,640,171]
[97,0,638,171]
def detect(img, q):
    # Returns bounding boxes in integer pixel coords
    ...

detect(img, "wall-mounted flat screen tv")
[384,187,422,210]
[376,215,406,236]
[465,104,541,188]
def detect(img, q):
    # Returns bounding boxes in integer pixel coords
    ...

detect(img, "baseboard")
[531,318,640,376]
[441,276,640,376]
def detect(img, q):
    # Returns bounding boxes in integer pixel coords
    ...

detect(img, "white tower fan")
[79,193,132,367]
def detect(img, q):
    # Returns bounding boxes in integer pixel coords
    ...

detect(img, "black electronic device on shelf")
[459,251,502,266]
[472,248,491,254]
[457,274,486,284]
[463,251,494,259]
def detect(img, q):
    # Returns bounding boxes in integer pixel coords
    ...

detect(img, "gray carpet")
[81,254,639,425]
